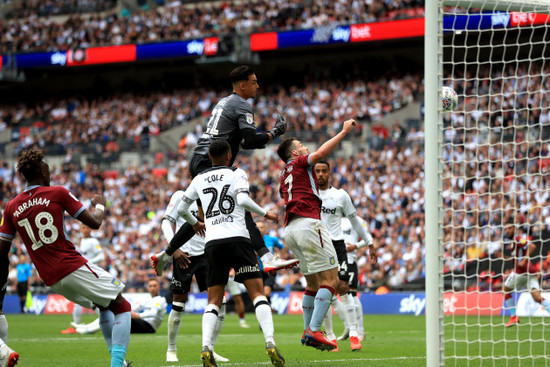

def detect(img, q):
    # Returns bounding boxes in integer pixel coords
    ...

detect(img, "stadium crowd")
[1,71,421,158]
[2,121,429,295]
[3,62,550,297]
[1,0,424,53]
[442,63,550,291]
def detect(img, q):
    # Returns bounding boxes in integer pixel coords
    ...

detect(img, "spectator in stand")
[1,0,425,53]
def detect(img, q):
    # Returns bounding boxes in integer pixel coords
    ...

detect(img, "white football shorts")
[284,216,338,276]
[226,276,246,296]
[504,272,540,291]
[50,262,125,308]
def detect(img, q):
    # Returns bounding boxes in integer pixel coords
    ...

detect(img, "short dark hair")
[17,150,45,182]
[277,137,297,163]
[315,160,330,170]
[229,65,255,84]
[208,139,231,159]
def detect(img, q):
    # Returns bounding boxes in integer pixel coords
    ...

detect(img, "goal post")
[425,0,550,366]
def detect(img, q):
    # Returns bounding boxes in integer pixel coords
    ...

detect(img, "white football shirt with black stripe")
[163,190,205,256]
[319,186,357,241]
[182,166,250,245]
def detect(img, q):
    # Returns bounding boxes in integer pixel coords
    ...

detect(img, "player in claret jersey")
[0,150,131,367]
[276,119,358,351]
[502,219,550,327]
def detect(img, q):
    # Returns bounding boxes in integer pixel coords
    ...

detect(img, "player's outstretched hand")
[192,221,206,237]
[342,119,357,134]
[269,114,287,138]
[91,195,106,206]
[173,249,191,269]
[264,211,279,223]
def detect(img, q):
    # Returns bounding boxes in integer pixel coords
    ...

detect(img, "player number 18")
[17,212,59,250]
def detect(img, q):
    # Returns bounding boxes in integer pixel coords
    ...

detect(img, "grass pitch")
[5,313,550,366]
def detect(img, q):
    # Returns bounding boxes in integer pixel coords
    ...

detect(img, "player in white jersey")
[62,225,105,334]
[161,191,228,363]
[314,161,376,352]
[338,216,371,342]
[177,139,285,367]
[75,278,167,335]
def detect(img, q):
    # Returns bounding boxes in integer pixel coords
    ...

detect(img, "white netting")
[440,1,550,366]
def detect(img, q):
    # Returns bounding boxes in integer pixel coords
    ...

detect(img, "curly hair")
[17,149,45,182]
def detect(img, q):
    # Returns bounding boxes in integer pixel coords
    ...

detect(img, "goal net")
[425,0,550,365]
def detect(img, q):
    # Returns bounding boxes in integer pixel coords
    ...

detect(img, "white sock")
[202,304,219,350]
[253,296,274,344]
[323,304,336,341]
[0,315,7,342]
[342,293,358,337]
[355,296,364,333]
[168,302,185,351]
[0,337,5,349]
[73,304,83,325]
[261,252,275,264]
[332,295,347,327]
[212,298,226,347]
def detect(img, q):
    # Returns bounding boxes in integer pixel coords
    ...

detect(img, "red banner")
[444,292,503,316]
[510,12,550,27]
[203,37,219,56]
[44,294,74,314]
[250,32,278,52]
[350,18,424,43]
[67,45,136,66]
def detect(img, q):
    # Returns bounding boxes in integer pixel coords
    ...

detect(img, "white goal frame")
[425,0,550,366]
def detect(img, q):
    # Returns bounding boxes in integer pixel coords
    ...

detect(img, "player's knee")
[109,297,131,315]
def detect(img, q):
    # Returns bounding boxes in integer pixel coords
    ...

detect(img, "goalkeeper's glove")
[269,114,287,139]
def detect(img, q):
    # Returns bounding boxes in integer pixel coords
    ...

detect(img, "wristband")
[95,204,105,212]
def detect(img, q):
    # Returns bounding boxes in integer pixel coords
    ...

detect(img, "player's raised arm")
[76,194,106,230]
[309,119,357,165]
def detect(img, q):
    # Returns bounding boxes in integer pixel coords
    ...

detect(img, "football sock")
[253,296,275,344]
[260,252,275,264]
[238,311,246,321]
[111,311,131,367]
[354,296,364,333]
[342,293,358,337]
[0,314,8,342]
[302,290,316,330]
[202,304,219,350]
[323,303,336,340]
[0,337,4,349]
[167,302,185,351]
[332,295,346,326]
[504,294,516,317]
[99,310,115,352]
[212,299,226,347]
[310,286,335,332]
[111,344,127,367]
[73,303,83,325]
[541,298,550,313]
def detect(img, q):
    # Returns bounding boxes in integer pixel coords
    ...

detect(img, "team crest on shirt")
[329,257,336,265]
[245,113,254,125]
[111,278,121,286]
